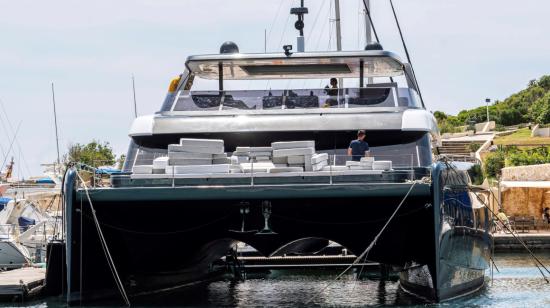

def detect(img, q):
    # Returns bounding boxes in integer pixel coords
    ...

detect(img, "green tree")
[484,151,505,178]
[529,92,550,124]
[433,111,448,122]
[65,140,116,168]
[116,154,126,170]
[537,75,550,91]
[498,108,522,126]
[446,75,550,126]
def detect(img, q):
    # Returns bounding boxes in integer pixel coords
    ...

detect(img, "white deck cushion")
[169,144,222,154]
[213,157,231,164]
[248,151,272,157]
[169,158,212,166]
[152,157,169,169]
[349,165,369,170]
[248,147,273,152]
[240,162,275,173]
[271,141,315,150]
[180,138,224,148]
[321,165,348,172]
[373,161,392,171]
[273,147,315,157]
[168,152,213,159]
[311,153,329,164]
[268,167,304,173]
[213,153,228,159]
[133,165,153,174]
[254,156,272,161]
[312,160,328,171]
[287,155,306,164]
[272,156,288,164]
[346,161,361,167]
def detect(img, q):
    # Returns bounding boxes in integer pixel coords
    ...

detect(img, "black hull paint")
[62,162,492,304]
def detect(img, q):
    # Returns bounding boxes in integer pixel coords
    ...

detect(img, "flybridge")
[185,50,406,80]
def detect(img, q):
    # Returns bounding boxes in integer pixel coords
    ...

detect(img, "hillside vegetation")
[493,128,550,146]
[435,75,550,133]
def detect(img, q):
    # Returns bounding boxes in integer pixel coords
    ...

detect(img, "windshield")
[171,87,401,111]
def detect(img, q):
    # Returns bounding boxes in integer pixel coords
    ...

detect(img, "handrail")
[114,154,424,190]
[71,162,123,188]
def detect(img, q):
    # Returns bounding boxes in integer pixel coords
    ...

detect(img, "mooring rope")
[76,171,131,306]
[306,181,418,304]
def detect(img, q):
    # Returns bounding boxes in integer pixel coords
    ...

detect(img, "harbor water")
[8,252,550,307]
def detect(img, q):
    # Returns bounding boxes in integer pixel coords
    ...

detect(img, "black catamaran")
[61,1,492,304]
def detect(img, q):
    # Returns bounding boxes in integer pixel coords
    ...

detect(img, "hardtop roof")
[185,50,405,80]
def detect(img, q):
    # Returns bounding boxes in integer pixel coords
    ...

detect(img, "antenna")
[132,74,138,118]
[290,0,308,52]
[264,29,267,53]
[51,83,61,174]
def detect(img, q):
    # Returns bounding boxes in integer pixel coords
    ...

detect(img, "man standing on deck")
[348,130,370,161]
[324,78,338,96]
[323,78,339,107]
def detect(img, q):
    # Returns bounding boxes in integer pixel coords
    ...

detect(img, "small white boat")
[0,199,31,269]
[0,239,30,269]
[0,196,59,268]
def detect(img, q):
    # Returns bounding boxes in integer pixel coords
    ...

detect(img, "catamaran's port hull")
[63,172,491,304]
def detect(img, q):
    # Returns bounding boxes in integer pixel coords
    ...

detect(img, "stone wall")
[441,131,474,139]
[475,121,495,133]
[501,164,550,181]
[533,127,550,137]
[502,187,550,217]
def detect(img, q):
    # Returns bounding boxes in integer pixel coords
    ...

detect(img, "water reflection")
[8,252,550,307]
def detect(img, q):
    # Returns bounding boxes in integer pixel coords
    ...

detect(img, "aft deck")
[75,165,432,202]
[124,167,427,185]
[79,179,431,202]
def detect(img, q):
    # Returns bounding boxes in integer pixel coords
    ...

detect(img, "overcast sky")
[1,0,549,178]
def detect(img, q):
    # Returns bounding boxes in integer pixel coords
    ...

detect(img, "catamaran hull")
[62,165,492,304]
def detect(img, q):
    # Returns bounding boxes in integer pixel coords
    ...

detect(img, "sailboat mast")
[364,0,373,84]
[51,82,61,174]
[334,0,342,52]
[132,74,138,118]
[364,0,372,44]
[334,0,343,87]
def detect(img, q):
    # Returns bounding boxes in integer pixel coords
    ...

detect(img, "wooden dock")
[0,267,45,300]
[239,255,379,269]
